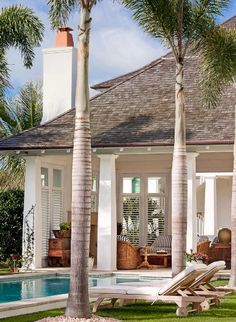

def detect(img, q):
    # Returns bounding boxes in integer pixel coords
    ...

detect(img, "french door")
[120,175,168,246]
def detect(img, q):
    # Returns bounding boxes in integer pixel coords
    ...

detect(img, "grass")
[0,280,234,322]
[0,263,11,275]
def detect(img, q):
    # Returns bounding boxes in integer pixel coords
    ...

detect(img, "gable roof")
[0,18,236,151]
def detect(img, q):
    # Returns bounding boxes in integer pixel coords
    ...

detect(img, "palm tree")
[0,82,43,188]
[122,0,231,276]
[0,5,44,95]
[199,26,236,287]
[48,0,98,318]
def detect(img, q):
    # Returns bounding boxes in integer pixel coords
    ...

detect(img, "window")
[41,168,48,187]
[121,175,168,246]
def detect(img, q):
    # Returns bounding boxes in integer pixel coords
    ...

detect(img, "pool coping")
[0,269,229,319]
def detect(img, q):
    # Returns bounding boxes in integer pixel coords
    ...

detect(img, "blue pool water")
[0,274,159,303]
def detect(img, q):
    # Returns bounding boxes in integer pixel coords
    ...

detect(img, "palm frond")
[0,82,43,183]
[0,49,10,97]
[15,82,43,130]
[200,26,236,108]
[0,5,44,68]
[47,0,79,29]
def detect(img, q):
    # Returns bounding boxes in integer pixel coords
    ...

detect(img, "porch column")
[23,157,41,269]
[187,153,198,253]
[97,154,118,271]
[204,175,217,235]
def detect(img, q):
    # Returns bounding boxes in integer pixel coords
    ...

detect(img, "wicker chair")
[197,240,210,254]
[117,240,142,269]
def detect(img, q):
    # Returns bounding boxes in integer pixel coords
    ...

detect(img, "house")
[0,18,235,270]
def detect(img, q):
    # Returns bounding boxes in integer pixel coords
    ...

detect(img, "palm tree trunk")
[66,5,92,319]
[172,61,187,276]
[229,104,236,287]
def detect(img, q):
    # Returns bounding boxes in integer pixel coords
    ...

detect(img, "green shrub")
[0,190,24,259]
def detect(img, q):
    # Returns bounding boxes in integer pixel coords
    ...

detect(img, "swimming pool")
[0,274,161,303]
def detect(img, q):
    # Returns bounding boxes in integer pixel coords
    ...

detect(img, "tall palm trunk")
[66,5,92,318]
[229,104,236,287]
[172,61,187,276]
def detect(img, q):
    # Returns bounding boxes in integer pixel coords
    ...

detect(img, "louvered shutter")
[52,190,63,230]
[147,196,165,244]
[122,196,140,245]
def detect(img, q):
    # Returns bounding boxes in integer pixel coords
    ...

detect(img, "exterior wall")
[197,152,233,172]
[24,154,72,268]
[217,177,232,229]
[196,175,232,237]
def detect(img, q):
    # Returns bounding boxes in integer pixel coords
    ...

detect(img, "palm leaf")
[0,5,44,68]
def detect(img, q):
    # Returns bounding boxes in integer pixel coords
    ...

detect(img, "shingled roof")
[0,18,236,151]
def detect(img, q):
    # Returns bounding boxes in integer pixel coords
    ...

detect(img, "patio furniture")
[185,261,232,307]
[117,240,142,269]
[48,238,71,267]
[147,235,172,254]
[138,235,172,268]
[207,243,231,268]
[197,240,211,254]
[90,263,207,316]
[138,246,171,269]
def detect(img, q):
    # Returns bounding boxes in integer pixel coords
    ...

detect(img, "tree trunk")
[66,5,92,319]
[229,104,236,287]
[171,62,187,276]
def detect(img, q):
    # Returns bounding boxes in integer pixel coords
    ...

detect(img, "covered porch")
[23,145,233,270]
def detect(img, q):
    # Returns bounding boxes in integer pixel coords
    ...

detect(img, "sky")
[3,0,236,97]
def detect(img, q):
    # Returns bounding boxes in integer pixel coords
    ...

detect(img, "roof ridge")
[221,15,236,26]
[91,51,170,90]
[90,53,172,103]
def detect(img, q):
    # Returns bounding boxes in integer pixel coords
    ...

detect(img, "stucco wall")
[217,177,232,229]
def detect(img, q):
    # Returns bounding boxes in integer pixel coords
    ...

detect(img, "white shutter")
[52,190,63,230]
[147,196,165,244]
[41,189,50,256]
[122,196,140,246]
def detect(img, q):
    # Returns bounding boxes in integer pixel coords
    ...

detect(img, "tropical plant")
[48,0,98,318]
[0,82,43,188]
[0,5,44,95]
[122,0,231,276]
[0,189,24,260]
[199,26,236,287]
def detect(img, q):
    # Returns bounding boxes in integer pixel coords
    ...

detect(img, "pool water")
[0,274,159,303]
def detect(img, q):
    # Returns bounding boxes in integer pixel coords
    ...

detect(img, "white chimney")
[42,27,77,124]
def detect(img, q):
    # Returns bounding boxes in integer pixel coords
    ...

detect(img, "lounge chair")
[187,260,233,306]
[90,263,207,317]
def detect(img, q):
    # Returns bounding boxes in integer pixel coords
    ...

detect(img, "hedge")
[0,190,24,259]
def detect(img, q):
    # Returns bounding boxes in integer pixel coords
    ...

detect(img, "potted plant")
[6,254,22,273]
[53,222,71,238]
[186,250,208,266]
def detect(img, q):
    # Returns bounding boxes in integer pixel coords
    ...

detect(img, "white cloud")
[6,0,236,95]
[3,0,167,96]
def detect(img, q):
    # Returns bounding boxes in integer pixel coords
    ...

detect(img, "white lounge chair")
[186,261,233,306]
[90,263,207,317]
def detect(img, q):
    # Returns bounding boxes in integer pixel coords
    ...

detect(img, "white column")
[204,175,217,235]
[97,154,118,271]
[23,157,41,269]
[187,153,198,252]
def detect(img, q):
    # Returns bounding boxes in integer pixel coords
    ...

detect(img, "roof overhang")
[0,143,233,157]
